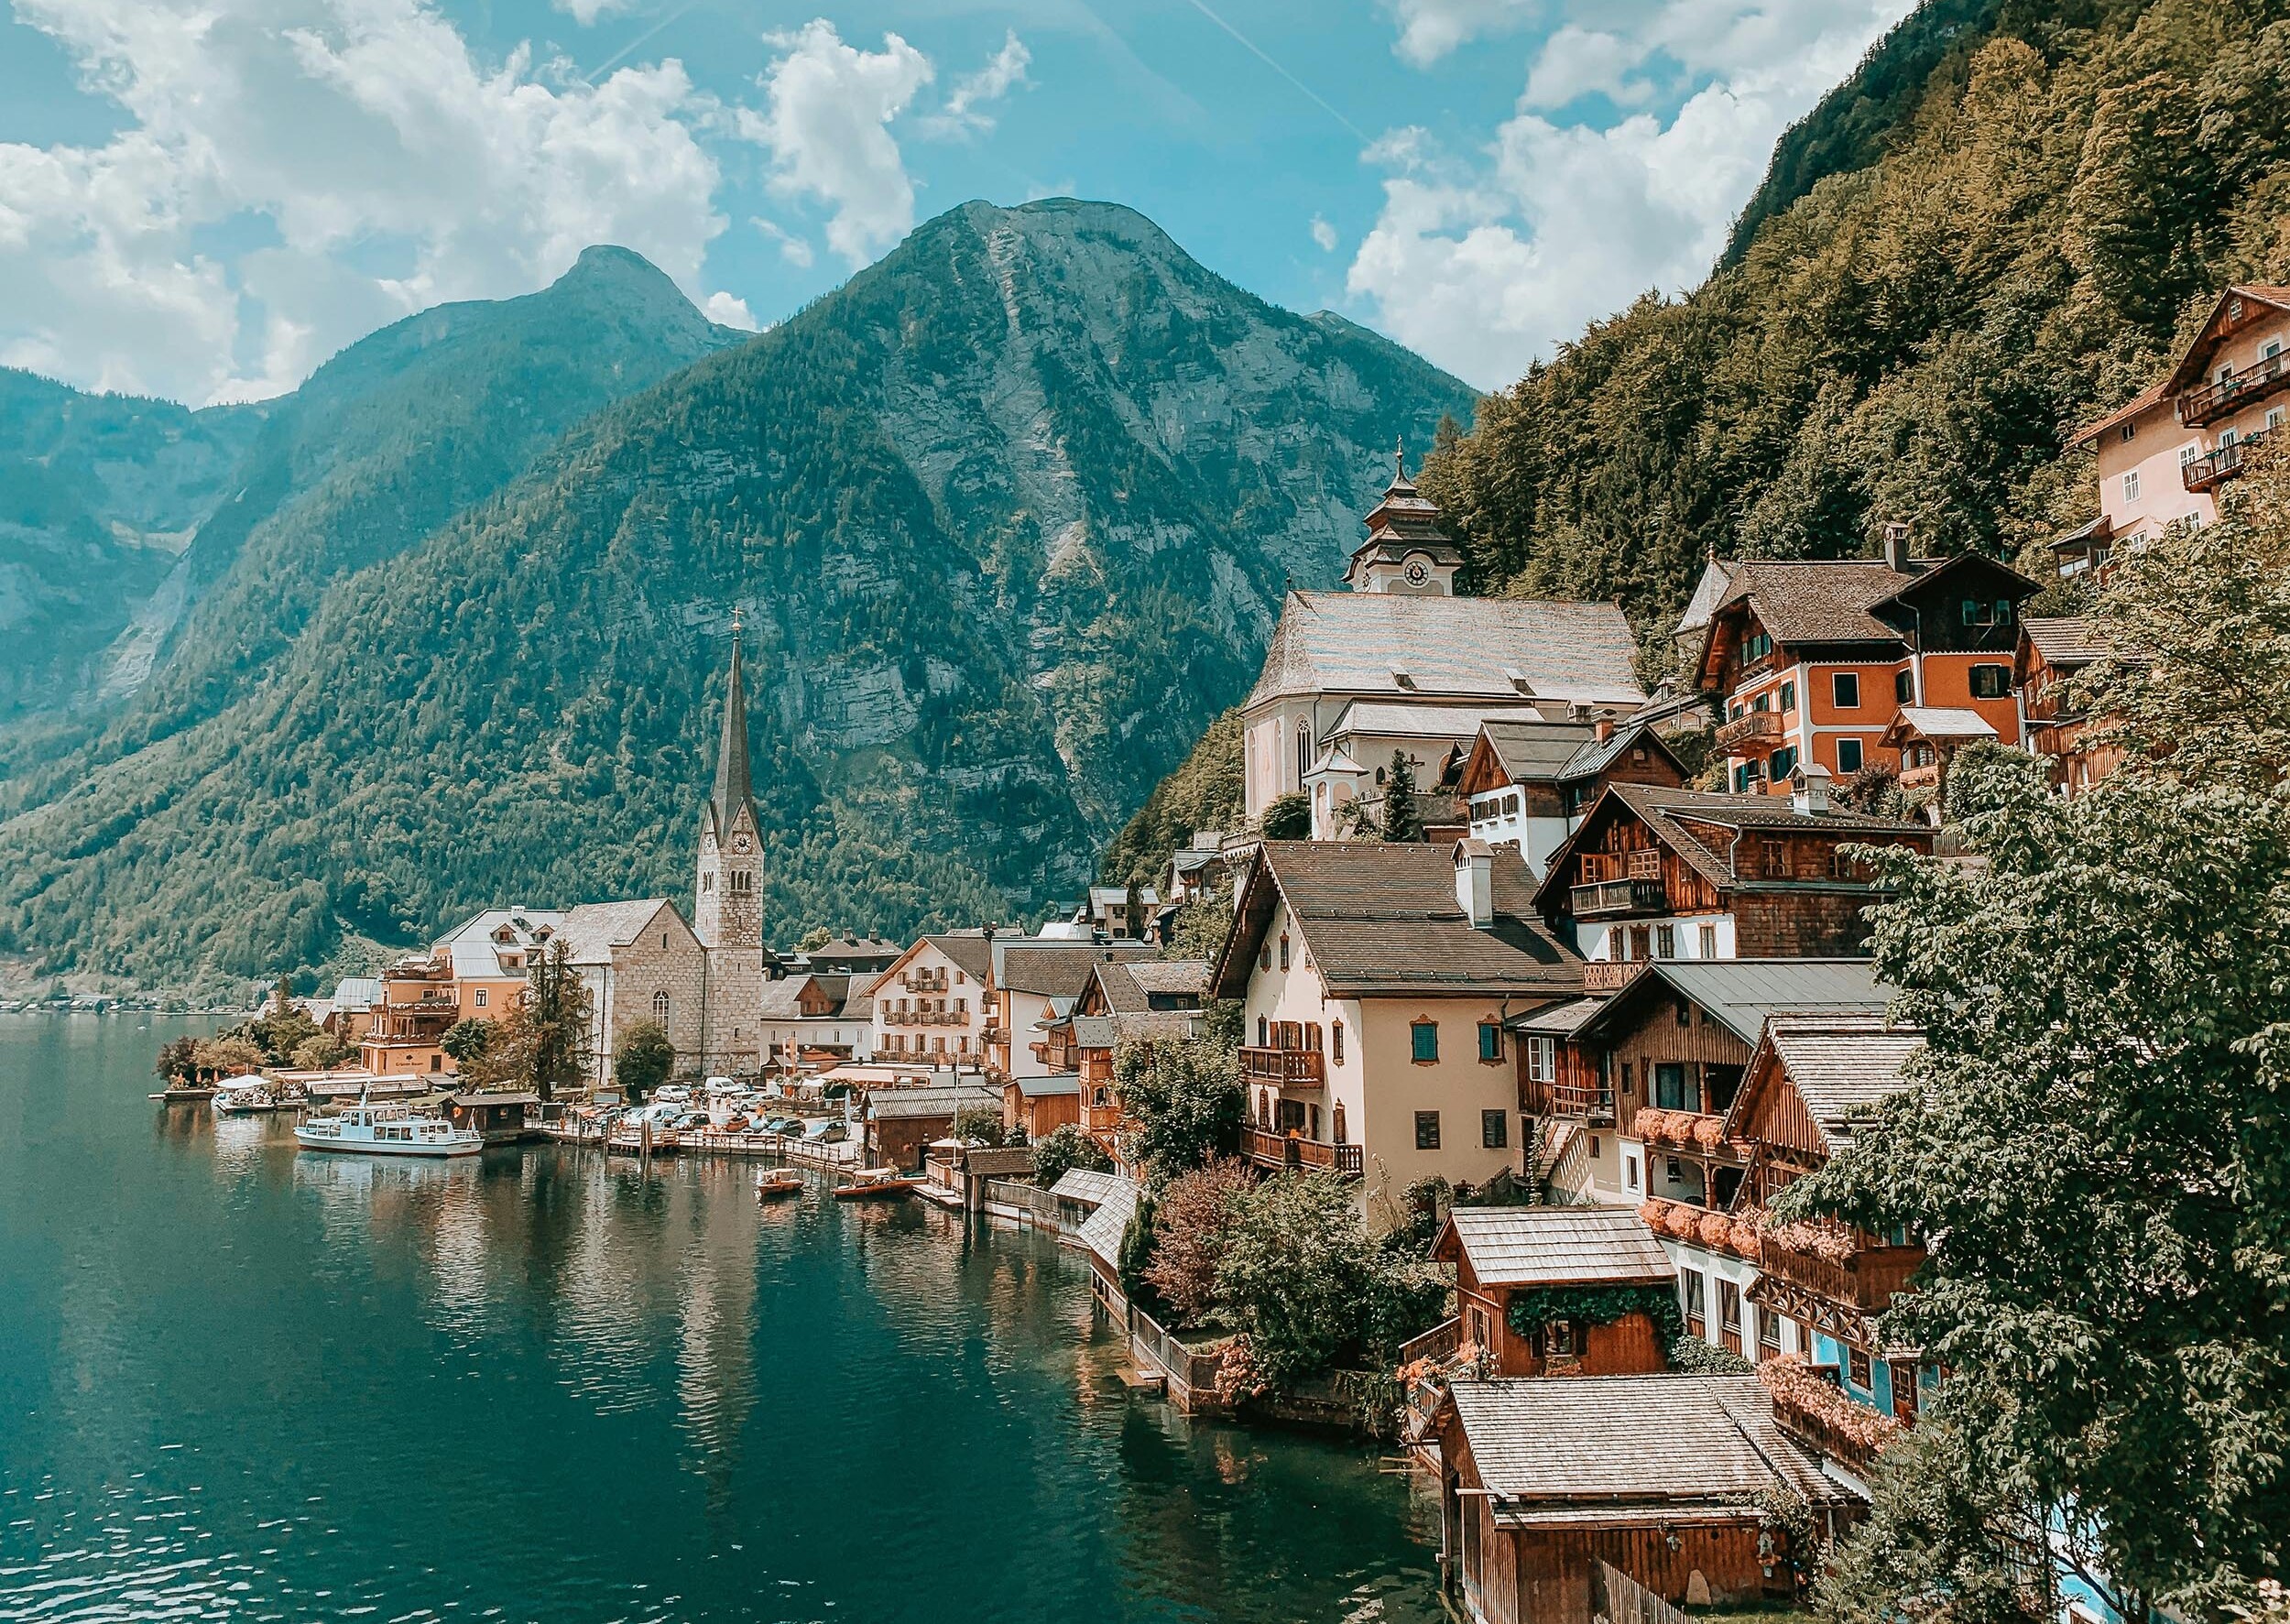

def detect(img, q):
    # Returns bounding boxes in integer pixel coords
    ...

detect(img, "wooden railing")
[1239,1046,1325,1086]
[1766,1373,1895,1477]
[1242,1128,1363,1176]
[2178,350,2290,425]
[1899,762,1941,791]
[1593,1559,1693,1624]
[1583,960,1643,994]
[1760,1227,1925,1313]
[1524,1079,1614,1123]
[1398,1315,1463,1367]
[2185,430,2269,491]
[1571,877,1666,917]
[1716,710,1785,752]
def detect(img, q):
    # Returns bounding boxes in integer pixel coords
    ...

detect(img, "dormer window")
[1390,664,1415,690]
[1503,666,1532,694]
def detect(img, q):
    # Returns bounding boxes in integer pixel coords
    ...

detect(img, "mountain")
[0,201,1475,991]
[1419,0,2290,637]
[0,246,739,770]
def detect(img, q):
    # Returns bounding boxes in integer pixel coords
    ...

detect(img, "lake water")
[0,1017,1444,1623]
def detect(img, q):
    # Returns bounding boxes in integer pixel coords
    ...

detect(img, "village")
[151,284,2289,1624]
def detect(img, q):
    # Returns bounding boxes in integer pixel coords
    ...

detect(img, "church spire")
[710,616,758,836]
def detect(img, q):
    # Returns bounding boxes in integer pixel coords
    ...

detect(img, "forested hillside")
[1424,0,2290,659]
[0,202,1470,991]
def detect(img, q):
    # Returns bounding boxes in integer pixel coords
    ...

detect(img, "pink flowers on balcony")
[1630,1107,1733,1151]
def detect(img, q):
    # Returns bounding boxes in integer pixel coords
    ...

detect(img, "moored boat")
[295,1103,484,1158]
[834,1167,921,1200]
[213,1080,281,1115]
[756,1170,804,1201]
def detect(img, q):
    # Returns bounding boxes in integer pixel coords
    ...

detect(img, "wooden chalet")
[1431,1375,1859,1624]
[1724,1014,1929,1441]
[1533,782,1933,971]
[2013,616,2146,797]
[1877,706,1997,816]
[1041,958,1208,1161]
[1453,717,1691,879]
[1431,1206,1674,1377]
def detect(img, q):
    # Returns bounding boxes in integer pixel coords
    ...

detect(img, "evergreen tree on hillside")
[1378,753,1423,843]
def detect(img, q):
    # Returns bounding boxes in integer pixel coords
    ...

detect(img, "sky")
[0,0,1913,405]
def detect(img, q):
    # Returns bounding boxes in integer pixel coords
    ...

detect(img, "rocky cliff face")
[0,201,1474,988]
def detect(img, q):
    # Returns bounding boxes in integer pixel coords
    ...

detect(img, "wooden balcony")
[1524,1079,1614,1125]
[1898,763,1941,792]
[1570,877,1666,918]
[1759,1226,1924,1314]
[1716,710,1785,753]
[1243,1128,1363,1177]
[1582,960,1643,994]
[2185,431,2269,492]
[1767,1372,1895,1478]
[2178,351,2290,426]
[1239,1046,1325,1087]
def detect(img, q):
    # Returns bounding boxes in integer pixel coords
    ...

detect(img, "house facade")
[759,973,876,1073]
[1210,840,1585,1206]
[1456,718,1690,878]
[867,934,995,1071]
[1431,1206,1674,1378]
[1690,529,2037,795]
[2014,616,2144,796]
[559,898,711,1084]
[990,938,1161,1078]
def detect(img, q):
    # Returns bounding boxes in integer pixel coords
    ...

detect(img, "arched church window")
[653,991,670,1021]
[1295,723,1311,790]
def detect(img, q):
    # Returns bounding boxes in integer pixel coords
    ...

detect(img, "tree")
[439,1019,495,1068]
[194,1035,266,1078]
[950,1105,1006,1147]
[1213,1172,1383,1390]
[291,1034,350,1071]
[1782,457,2290,1623]
[614,1019,676,1104]
[1118,1190,1161,1315]
[1378,752,1423,842]
[799,925,833,952]
[1260,791,1311,841]
[1124,878,1145,941]
[465,942,593,1099]
[1115,1036,1243,1186]
[154,1036,199,1082]
[247,986,321,1064]
[1143,1159,1252,1327]
[1030,1123,1112,1190]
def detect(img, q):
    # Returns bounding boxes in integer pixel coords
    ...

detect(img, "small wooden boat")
[834,1167,921,1200]
[156,1084,220,1103]
[756,1170,804,1202]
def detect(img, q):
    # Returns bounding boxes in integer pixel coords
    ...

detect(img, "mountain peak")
[552,244,686,302]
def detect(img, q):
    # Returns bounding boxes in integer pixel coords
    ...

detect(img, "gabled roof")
[1049,1168,1125,1206]
[432,907,571,978]
[1506,996,1605,1037]
[1444,1376,1848,1523]
[559,899,684,965]
[867,932,996,996]
[1074,1173,1142,1270]
[1883,706,1998,746]
[1532,783,1934,911]
[1693,554,2035,685]
[1247,593,1645,712]
[1573,959,1888,1048]
[329,977,382,1011]
[1434,1205,1674,1288]
[1126,960,1209,997]
[1463,720,1598,790]
[995,941,1158,997]
[2019,616,2143,670]
[867,1084,1001,1120]
[1554,721,1688,783]
[1728,1013,1924,1148]
[1212,841,1586,1001]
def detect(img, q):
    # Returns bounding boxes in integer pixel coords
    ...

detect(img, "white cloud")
[553,0,629,25]
[738,19,932,270]
[752,215,816,268]
[1350,0,1911,389]
[920,31,1031,139]
[703,289,759,329]
[1387,0,1537,67]
[0,0,738,404]
[1310,214,1338,253]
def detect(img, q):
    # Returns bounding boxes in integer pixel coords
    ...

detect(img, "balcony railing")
[1524,1078,1614,1124]
[1716,710,1785,753]
[2178,351,2290,426]
[1570,877,1667,918]
[1898,763,1941,792]
[1759,1225,1925,1313]
[2185,431,2270,492]
[1242,1128,1363,1177]
[1582,961,1642,994]
[1238,1046,1325,1087]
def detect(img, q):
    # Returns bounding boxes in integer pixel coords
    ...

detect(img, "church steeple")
[709,616,758,840]
[1345,441,1463,595]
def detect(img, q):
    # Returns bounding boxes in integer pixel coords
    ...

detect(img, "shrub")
[950,1105,1006,1147]
[613,1019,675,1104]
[1030,1123,1112,1189]
[1143,1160,1252,1326]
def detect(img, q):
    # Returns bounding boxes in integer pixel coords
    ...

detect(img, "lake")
[0,1016,1444,1623]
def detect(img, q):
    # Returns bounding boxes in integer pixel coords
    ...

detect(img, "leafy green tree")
[1377,752,1423,842]
[154,1036,199,1082]
[1259,792,1311,842]
[440,1018,495,1068]
[1030,1123,1112,1190]
[291,1034,350,1071]
[1115,1036,1243,1186]
[194,1035,267,1077]
[613,1019,676,1104]
[466,942,592,1099]
[950,1105,1006,1147]
[1783,456,2290,1624]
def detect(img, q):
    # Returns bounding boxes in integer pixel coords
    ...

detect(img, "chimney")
[1454,840,1495,929]
[1792,763,1833,816]
[1595,716,1614,745]
[1881,521,1913,573]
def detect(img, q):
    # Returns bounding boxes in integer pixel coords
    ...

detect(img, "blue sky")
[0,0,1908,404]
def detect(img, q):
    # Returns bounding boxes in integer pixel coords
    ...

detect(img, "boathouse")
[1429,1206,1674,1378]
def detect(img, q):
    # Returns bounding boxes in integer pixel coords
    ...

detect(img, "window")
[1260,944,1271,970]
[652,991,669,1020]
[1752,692,1770,713]
[2121,470,2142,503]
[1674,996,1691,1029]
[1718,1280,1742,1339]
[1769,745,1797,780]
[1524,1036,1554,1083]
[1333,1103,1347,1144]
[1655,1063,1691,1111]
[1414,1111,1441,1150]
[1681,1269,1707,1333]
[1544,1319,1580,1358]
[1895,668,1913,703]
[1279,933,1290,971]
[1698,924,1718,959]
[1655,924,1675,960]
[1588,1135,1602,1159]
[2271,408,2286,433]
[1625,1154,1640,1191]
[1837,737,1864,775]
[1295,722,1311,791]
[1832,671,1860,708]
[954,971,965,986]
[1332,1021,1345,1063]
[2119,421,2136,442]
[1848,1346,1873,1391]
[1778,680,1796,713]
[430,1054,442,1073]
[1257,1016,1268,1046]
[474,988,488,1008]
[2182,442,2202,467]
[1759,1307,1783,1358]
[701,873,713,893]
[1482,1110,1508,1149]
[1412,1020,1439,1063]
[730,869,752,893]
[1478,1021,1502,1063]
[1969,663,2011,700]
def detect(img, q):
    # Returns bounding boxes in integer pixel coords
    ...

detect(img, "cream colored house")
[866,933,995,1071]
[1209,840,1586,1219]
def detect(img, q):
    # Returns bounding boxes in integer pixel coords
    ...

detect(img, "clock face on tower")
[732,834,752,855]
[1402,559,1430,587]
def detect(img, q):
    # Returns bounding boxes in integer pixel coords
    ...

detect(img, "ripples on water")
[0,1018,1442,1623]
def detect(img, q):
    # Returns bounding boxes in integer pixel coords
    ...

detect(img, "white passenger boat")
[295,1103,484,1158]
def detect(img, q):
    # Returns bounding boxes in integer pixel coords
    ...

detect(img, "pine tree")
[1379,751,1423,842]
